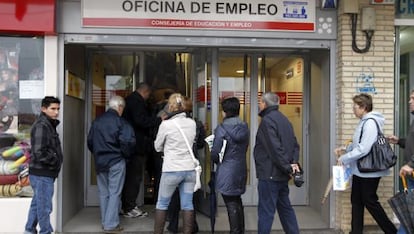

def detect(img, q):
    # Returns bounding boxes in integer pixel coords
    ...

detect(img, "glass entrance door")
[84,48,308,206]
[85,48,211,207]
[86,52,136,206]
[258,55,307,205]
[216,53,307,205]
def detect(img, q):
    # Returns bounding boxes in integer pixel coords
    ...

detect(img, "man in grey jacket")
[396,90,414,176]
[253,92,301,234]
[392,90,414,234]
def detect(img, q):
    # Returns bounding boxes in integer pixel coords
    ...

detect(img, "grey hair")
[108,95,125,110]
[262,92,280,107]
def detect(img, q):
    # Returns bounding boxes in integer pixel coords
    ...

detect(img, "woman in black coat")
[211,97,249,234]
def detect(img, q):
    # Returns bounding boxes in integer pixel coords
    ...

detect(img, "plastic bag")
[332,165,352,191]
[194,164,202,192]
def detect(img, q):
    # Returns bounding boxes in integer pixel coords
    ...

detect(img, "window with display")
[0,36,44,198]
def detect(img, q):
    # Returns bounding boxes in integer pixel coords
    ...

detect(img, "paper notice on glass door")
[19,80,44,99]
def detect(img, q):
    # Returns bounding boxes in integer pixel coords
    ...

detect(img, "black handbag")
[357,118,397,173]
[293,163,304,187]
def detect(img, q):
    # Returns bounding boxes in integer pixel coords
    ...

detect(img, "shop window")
[0,36,44,198]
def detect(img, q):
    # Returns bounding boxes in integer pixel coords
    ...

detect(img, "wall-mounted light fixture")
[321,0,337,9]
[285,68,294,79]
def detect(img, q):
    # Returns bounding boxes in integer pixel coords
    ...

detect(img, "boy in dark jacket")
[24,96,63,234]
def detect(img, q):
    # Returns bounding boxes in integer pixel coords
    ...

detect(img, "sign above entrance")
[0,0,56,35]
[82,0,315,32]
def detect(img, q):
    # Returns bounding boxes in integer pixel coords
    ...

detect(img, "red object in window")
[0,0,56,35]
[197,85,211,102]
[276,92,287,105]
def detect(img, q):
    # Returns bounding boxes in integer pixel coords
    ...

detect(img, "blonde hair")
[168,93,184,112]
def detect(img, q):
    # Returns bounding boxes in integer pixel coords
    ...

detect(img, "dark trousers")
[151,153,163,203]
[257,179,299,234]
[121,156,144,212]
[350,175,397,234]
[167,188,199,233]
[222,194,245,234]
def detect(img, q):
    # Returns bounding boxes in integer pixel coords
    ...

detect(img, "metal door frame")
[213,50,311,206]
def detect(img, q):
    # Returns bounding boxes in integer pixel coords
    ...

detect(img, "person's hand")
[160,112,168,120]
[387,135,399,144]
[400,164,414,176]
[291,163,300,174]
[334,146,346,157]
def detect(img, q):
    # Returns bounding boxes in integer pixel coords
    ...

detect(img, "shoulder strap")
[358,118,381,143]
[172,119,199,165]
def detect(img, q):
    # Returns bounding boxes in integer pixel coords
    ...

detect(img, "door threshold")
[63,205,332,233]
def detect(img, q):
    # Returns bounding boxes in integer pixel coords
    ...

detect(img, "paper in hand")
[219,139,227,163]
[205,134,214,151]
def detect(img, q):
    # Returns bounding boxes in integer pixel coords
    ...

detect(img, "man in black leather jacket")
[121,82,164,218]
[24,96,63,234]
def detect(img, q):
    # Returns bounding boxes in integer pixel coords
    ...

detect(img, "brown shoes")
[103,225,123,234]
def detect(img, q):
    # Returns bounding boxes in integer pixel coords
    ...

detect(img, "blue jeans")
[397,177,414,234]
[156,170,195,210]
[257,179,299,234]
[25,175,55,234]
[97,159,126,230]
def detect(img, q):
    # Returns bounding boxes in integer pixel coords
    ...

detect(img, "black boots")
[154,209,167,234]
[167,212,199,233]
[182,210,194,234]
[226,201,245,234]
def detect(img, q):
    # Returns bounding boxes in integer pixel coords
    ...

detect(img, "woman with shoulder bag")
[335,93,396,234]
[166,96,205,233]
[211,97,249,234]
[153,93,197,234]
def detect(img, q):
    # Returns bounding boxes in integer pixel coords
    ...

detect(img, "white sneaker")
[132,206,148,217]
[123,209,140,218]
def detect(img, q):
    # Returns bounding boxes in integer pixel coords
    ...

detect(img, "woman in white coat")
[153,93,197,234]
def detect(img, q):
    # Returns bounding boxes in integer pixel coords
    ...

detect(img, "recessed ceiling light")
[236,70,244,74]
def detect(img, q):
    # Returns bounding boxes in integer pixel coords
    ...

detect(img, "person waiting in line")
[121,82,165,218]
[389,89,414,234]
[211,97,249,234]
[24,96,63,234]
[166,96,206,233]
[87,95,136,233]
[153,93,197,234]
[254,92,300,234]
[150,89,175,204]
[336,93,396,234]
